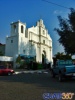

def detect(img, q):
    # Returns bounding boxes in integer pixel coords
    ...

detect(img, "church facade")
[5,19,53,67]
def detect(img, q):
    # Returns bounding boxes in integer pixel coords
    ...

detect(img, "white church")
[5,19,53,67]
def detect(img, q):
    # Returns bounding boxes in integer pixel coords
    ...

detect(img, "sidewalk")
[14,69,49,74]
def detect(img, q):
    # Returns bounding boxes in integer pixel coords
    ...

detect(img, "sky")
[0,0,75,56]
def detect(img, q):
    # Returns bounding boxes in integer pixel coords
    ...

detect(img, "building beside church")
[0,43,5,55]
[5,19,53,67]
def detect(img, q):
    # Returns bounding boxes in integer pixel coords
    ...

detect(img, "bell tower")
[11,21,19,36]
[10,20,26,37]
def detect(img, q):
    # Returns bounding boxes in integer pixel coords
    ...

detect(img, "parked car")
[50,60,75,82]
[0,65,14,75]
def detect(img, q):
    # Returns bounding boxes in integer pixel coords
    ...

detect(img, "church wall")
[5,19,53,68]
[5,36,18,57]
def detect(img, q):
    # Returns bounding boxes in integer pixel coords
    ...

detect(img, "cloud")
[53,10,62,14]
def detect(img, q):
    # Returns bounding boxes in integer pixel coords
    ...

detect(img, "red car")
[0,65,14,75]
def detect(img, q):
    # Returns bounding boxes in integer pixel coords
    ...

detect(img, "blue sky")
[0,0,75,56]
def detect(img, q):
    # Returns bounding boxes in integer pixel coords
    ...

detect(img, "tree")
[55,8,75,55]
[16,55,21,64]
[53,52,72,66]
[54,52,71,60]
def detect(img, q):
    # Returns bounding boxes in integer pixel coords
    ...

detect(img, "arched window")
[21,25,23,33]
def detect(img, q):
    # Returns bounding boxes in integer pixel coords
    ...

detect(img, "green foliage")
[54,52,71,60]
[30,62,43,70]
[37,63,43,69]
[53,52,72,66]
[16,55,21,64]
[55,8,75,55]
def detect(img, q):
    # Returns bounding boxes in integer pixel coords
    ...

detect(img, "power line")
[42,0,70,9]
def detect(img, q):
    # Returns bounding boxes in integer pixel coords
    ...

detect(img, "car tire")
[51,70,55,78]
[8,72,12,76]
[58,73,63,82]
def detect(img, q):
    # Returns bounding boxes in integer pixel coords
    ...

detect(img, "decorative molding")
[29,40,52,48]
[29,31,50,40]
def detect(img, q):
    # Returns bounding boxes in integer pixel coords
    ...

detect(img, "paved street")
[0,70,75,100]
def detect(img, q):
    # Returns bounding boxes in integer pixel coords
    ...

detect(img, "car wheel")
[58,73,63,82]
[8,72,12,76]
[51,70,55,78]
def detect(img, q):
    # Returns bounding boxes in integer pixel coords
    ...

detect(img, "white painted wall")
[5,19,53,68]
[28,19,53,63]
[5,36,18,57]
[0,56,13,61]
